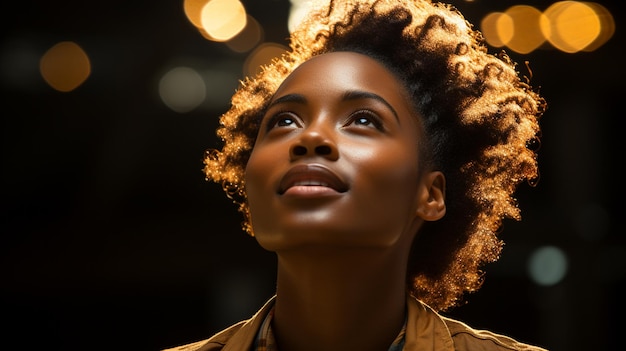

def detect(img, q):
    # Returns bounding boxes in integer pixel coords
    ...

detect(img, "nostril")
[315,145,331,155]
[292,145,307,156]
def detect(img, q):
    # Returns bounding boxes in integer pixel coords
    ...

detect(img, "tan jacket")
[164,296,547,351]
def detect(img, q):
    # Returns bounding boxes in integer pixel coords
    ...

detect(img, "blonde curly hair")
[204,0,546,312]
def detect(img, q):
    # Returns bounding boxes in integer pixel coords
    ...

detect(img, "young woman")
[168,0,547,350]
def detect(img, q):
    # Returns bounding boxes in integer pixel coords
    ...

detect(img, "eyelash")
[263,109,385,132]
[265,111,300,132]
[346,110,384,130]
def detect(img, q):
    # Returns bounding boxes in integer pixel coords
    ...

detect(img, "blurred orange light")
[183,0,209,28]
[503,5,546,54]
[200,0,247,42]
[243,42,289,78]
[542,1,601,53]
[483,1,615,54]
[225,15,263,53]
[39,41,91,92]
[582,2,615,52]
[481,12,514,48]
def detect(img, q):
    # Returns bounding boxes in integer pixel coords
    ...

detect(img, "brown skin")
[245,52,446,351]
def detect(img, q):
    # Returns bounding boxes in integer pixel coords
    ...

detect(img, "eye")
[265,112,301,131]
[345,110,384,130]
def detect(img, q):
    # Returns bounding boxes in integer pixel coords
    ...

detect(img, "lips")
[278,164,349,195]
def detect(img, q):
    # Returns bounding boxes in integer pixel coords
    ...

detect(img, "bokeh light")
[183,0,207,28]
[159,66,206,113]
[528,246,569,286]
[541,1,612,53]
[581,2,616,52]
[184,0,248,42]
[480,12,514,48]
[225,15,263,53]
[503,5,546,54]
[39,41,91,92]
[481,1,614,54]
[201,0,247,42]
[243,42,289,78]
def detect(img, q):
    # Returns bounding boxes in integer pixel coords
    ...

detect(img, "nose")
[289,128,339,161]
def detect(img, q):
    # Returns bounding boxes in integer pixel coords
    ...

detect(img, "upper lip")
[278,164,349,194]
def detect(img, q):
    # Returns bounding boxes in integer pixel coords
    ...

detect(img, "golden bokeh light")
[40,41,91,92]
[225,15,263,53]
[481,12,514,48]
[542,1,614,53]
[243,42,289,78]
[482,1,614,54]
[200,0,247,42]
[582,2,615,52]
[503,5,546,54]
[183,0,208,28]
[543,1,600,53]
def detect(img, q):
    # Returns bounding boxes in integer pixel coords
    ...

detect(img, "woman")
[168,0,547,350]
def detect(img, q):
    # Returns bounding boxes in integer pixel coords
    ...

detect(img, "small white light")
[159,66,206,113]
[528,245,568,286]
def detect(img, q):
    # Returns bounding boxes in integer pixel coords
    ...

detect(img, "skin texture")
[244,52,445,351]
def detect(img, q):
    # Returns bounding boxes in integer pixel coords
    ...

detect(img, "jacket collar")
[215,295,455,351]
[221,297,277,351]
[404,295,455,351]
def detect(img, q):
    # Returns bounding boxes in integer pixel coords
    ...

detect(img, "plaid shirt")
[254,307,406,351]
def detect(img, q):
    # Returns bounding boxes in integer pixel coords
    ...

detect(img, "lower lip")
[281,186,343,197]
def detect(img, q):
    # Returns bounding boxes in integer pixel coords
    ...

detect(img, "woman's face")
[245,51,436,252]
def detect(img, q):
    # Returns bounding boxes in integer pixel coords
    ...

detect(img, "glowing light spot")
[39,41,91,92]
[200,0,247,42]
[481,12,514,48]
[480,1,614,53]
[503,5,546,54]
[225,15,263,53]
[528,246,568,286]
[542,1,612,53]
[159,66,206,113]
[581,2,615,52]
[243,42,289,78]
[183,0,209,28]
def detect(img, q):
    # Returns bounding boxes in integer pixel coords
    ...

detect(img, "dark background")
[1,1,623,350]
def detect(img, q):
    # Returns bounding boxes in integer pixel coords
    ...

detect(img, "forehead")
[274,51,409,100]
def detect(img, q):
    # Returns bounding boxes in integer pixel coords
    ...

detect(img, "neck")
[272,246,409,351]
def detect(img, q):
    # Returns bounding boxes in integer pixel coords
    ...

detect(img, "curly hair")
[203,0,546,312]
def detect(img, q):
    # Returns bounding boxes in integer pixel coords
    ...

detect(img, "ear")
[415,171,446,221]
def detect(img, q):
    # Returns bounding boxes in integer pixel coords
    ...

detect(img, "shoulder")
[161,321,246,351]
[442,317,548,351]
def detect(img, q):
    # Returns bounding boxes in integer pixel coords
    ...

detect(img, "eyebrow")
[267,90,399,121]
[267,93,307,109]
[341,90,399,121]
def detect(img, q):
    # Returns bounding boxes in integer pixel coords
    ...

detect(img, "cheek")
[244,144,286,233]
[350,142,419,191]
[245,138,284,186]
[347,144,421,222]
[245,148,272,206]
